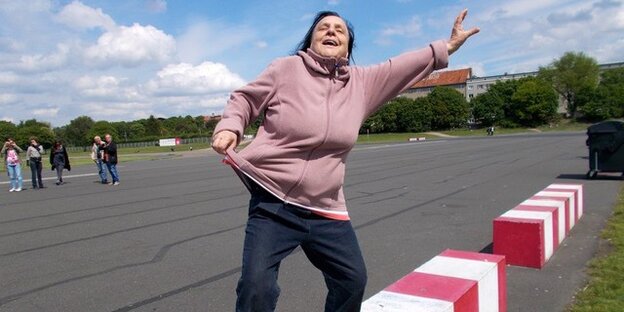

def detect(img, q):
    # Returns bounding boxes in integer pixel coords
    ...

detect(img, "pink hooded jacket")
[214,40,449,220]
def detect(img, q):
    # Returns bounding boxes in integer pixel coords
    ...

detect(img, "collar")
[297,48,350,81]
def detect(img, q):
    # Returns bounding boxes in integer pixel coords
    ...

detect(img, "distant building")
[401,68,472,99]
[465,61,624,102]
[204,114,222,123]
[400,61,624,115]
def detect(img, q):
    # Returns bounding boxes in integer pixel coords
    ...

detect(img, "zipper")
[284,68,334,198]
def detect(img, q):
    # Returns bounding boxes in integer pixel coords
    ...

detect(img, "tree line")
[362,52,624,133]
[0,115,216,149]
[2,52,621,149]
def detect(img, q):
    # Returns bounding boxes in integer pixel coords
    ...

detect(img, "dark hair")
[294,11,355,63]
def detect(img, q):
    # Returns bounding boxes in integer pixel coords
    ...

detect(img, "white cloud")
[328,0,340,5]
[33,107,60,118]
[375,16,421,46]
[451,62,486,77]
[146,0,167,13]
[56,1,116,31]
[0,72,20,86]
[0,94,18,105]
[255,41,268,49]
[84,23,176,68]
[14,44,70,73]
[147,62,245,96]
[177,20,255,64]
[74,75,141,101]
[83,102,154,119]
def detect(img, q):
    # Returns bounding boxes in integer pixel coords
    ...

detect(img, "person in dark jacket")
[50,140,70,185]
[102,134,119,185]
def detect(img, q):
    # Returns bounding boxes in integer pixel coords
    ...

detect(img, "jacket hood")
[297,49,350,81]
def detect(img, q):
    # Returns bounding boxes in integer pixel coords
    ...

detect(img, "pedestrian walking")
[26,137,45,189]
[2,138,24,192]
[50,140,70,185]
[91,136,108,184]
[102,134,119,185]
[212,9,479,312]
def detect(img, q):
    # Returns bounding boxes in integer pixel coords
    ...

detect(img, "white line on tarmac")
[0,173,98,185]
[353,140,446,151]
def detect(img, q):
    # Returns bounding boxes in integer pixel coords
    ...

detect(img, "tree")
[0,121,17,141]
[129,122,146,139]
[86,121,118,144]
[393,97,432,132]
[509,78,559,127]
[144,115,163,136]
[65,116,95,146]
[577,68,624,121]
[538,52,600,117]
[428,87,470,129]
[14,119,55,148]
[362,101,399,133]
[471,91,505,127]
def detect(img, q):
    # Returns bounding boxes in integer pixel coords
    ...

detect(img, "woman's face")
[310,16,349,59]
[31,140,37,145]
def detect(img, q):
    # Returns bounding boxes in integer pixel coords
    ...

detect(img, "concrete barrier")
[493,184,584,269]
[534,190,575,231]
[493,203,557,268]
[546,183,584,221]
[362,249,506,312]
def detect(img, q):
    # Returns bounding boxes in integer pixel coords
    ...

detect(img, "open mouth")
[322,39,338,47]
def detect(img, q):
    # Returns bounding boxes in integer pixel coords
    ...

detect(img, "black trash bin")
[586,120,624,179]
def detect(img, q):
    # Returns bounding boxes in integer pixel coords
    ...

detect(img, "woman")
[50,140,70,185]
[212,10,478,312]
[26,137,45,189]
[2,138,24,192]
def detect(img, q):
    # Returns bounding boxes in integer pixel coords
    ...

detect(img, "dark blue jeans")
[236,184,367,312]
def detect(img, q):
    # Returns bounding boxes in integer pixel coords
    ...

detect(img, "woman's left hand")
[447,9,480,55]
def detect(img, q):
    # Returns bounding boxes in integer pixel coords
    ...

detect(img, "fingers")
[466,26,480,37]
[455,8,468,27]
[211,130,238,155]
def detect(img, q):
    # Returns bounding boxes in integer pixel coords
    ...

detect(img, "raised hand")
[447,9,480,55]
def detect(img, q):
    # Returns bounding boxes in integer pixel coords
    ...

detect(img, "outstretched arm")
[447,9,480,55]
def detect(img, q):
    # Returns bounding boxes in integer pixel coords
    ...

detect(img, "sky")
[0,0,622,127]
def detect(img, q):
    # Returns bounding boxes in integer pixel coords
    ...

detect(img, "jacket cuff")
[213,119,244,143]
[430,40,449,70]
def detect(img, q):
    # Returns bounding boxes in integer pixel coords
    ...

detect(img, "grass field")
[568,185,624,312]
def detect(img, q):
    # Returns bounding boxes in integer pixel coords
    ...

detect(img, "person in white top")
[91,136,108,184]
[26,136,45,189]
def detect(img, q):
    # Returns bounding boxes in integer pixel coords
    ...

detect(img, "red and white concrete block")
[534,190,576,232]
[493,202,558,268]
[546,183,584,221]
[493,183,584,268]
[362,249,506,312]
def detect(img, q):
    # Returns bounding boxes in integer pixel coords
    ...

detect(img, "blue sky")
[0,0,622,127]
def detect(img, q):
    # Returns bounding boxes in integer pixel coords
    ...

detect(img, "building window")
[477,84,484,89]
[468,85,474,90]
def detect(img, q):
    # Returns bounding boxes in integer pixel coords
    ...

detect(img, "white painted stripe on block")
[549,184,584,217]
[523,199,566,244]
[502,210,554,261]
[414,256,499,312]
[537,191,576,229]
[361,291,453,312]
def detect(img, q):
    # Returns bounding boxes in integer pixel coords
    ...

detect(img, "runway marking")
[0,173,98,185]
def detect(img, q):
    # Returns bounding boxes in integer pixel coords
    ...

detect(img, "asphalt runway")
[0,132,620,312]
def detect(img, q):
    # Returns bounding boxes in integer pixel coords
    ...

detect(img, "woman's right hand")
[212,130,238,155]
